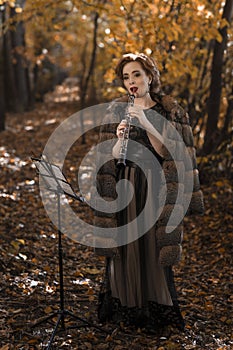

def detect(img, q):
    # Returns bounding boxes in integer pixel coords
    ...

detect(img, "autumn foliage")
[0,0,232,156]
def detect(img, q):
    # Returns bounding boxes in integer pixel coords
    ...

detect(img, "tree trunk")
[11,0,31,111]
[10,14,29,110]
[202,0,233,154]
[223,86,233,136]
[4,0,32,113]
[80,11,99,143]
[80,11,99,107]
[3,5,20,112]
[0,10,5,131]
[0,52,5,131]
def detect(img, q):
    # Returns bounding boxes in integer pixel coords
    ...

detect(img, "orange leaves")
[81,267,102,275]
[44,306,53,314]
[0,345,11,350]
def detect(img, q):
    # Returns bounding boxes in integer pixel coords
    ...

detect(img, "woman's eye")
[135,73,141,77]
[123,76,129,80]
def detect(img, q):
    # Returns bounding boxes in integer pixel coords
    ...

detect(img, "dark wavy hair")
[115,53,161,97]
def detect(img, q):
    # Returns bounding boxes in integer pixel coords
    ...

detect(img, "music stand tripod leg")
[46,312,64,350]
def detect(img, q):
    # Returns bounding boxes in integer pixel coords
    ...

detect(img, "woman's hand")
[128,105,165,158]
[116,119,128,138]
[113,120,128,158]
[116,106,147,139]
[128,105,147,125]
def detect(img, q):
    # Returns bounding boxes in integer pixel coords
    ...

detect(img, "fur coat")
[94,94,204,266]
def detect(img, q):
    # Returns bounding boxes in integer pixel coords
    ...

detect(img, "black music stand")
[31,155,106,349]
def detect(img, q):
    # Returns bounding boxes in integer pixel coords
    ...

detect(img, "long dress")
[97,104,185,331]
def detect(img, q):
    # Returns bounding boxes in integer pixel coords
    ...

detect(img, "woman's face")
[122,61,151,98]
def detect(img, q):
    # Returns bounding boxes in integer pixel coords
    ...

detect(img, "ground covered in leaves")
[0,95,232,349]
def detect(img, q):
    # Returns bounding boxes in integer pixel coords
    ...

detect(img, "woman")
[94,53,204,332]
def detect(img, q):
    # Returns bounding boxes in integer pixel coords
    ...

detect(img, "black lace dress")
[97,105,185,331]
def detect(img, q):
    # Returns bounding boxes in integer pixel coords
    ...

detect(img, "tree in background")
[2,0,32,114]
[0,5,5,131]
[203,0,233,154]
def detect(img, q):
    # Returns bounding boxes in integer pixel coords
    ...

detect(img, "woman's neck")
[133,93,155,109]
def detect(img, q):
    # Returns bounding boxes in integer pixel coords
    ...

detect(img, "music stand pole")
[57,189,65,328]
[45,189,65,349]
[31,156,107,350]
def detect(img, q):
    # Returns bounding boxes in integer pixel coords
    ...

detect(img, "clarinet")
[117,94,135,168]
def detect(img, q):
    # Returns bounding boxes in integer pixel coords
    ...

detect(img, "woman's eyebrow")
[123,70,140,76]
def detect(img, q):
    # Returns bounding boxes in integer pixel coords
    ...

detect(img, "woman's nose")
[129,79,135,85]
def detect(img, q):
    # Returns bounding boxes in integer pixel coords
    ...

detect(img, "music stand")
[31,155,106,349]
